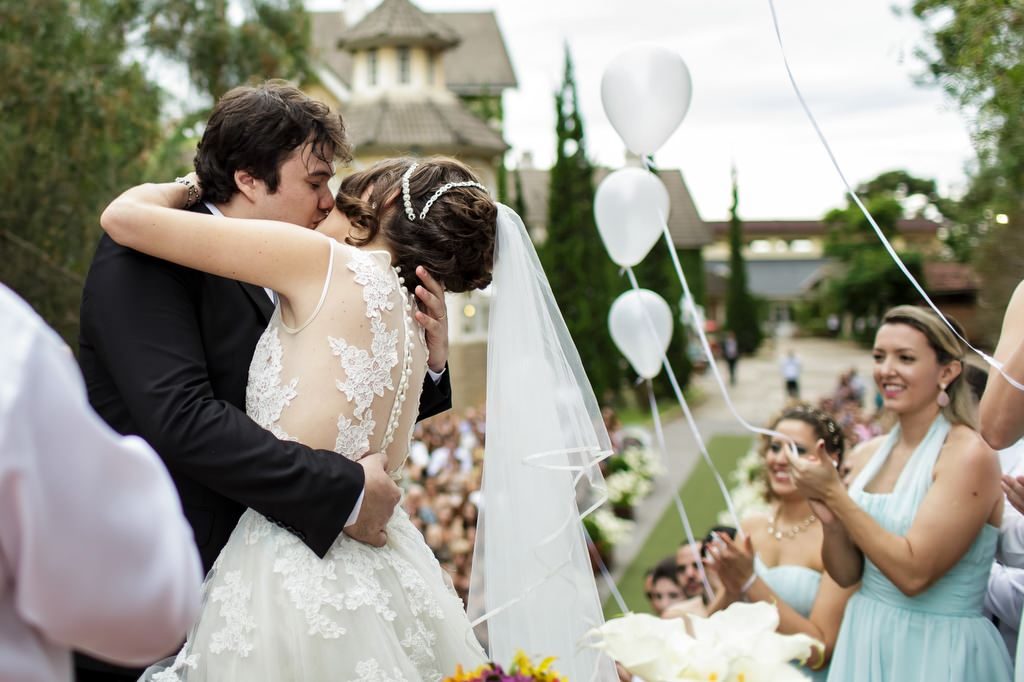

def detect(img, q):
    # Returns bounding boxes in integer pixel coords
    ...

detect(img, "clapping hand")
[785,439,840,524]
[704,531,755,597]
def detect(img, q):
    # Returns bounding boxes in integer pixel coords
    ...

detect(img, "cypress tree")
[540,46,622,402]
[724,166,763,353]
[512,167,529,234]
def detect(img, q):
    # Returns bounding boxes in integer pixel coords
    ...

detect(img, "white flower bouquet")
[588,601,821,682]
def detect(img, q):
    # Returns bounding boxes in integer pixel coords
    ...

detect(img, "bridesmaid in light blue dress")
[707,405,857,680]
[789,305,1011,682]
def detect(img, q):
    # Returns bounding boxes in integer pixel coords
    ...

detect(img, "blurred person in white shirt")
[0,285,201,682]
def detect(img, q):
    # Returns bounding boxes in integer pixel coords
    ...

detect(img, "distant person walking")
[724,331,740,386]
[827,314,840,337]
[781,349,801,399]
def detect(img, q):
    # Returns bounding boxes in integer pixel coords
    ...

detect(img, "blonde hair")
[879,305,976,428]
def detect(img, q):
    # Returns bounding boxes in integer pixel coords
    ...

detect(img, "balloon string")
[764,0,1024,393]
[642,155,799,448]
[647,379,715,602]
[583,522,631,616]
[623,265,743,533]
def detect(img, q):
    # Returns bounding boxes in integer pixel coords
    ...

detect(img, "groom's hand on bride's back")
[344,452,401,547]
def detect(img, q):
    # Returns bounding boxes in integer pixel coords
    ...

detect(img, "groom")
[76,81,453,681]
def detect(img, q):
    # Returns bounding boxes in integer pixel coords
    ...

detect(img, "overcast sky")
[305,0,976,221]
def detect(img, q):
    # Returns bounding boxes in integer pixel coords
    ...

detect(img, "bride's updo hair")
[336,157,497,294]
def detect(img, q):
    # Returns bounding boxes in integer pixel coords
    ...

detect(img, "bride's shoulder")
[328,243,403,304]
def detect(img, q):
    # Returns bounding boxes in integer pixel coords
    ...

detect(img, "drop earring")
[937,384,950,408]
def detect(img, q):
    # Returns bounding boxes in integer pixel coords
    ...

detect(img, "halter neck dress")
[826,415,1011,681]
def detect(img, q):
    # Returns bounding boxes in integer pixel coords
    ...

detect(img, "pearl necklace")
[767,509,818,541]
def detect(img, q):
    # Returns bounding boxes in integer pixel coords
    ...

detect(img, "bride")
[101,157,616,681]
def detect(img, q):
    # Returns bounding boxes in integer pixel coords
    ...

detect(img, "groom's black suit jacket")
[75,203,451,678]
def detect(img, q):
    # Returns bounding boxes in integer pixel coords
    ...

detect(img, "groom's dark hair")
[194,80,350,204]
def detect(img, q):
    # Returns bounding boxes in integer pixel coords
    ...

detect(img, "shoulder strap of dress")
[284,239,336,333]
[850,426,900,493]
[897,414,951,496]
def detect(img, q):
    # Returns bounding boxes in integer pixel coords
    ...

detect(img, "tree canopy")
[2,0,314,343]
[912,0,1024,337]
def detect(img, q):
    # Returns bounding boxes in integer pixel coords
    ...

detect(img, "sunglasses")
[768,441,807,456]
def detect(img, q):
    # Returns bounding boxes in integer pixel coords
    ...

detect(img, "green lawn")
[603,434,753,618]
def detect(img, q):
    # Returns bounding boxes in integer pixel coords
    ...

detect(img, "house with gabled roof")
[307,0,515,191]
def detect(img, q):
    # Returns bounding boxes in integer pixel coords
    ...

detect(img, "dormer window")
[427,51,436,85]
[368,48,379,86]
[398,46,411,84]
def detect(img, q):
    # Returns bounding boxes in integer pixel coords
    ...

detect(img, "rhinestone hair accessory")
[400,161,488,221]
[780,403,845,454]
[401,162,419,221]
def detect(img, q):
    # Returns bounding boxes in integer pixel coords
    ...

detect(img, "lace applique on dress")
[246,327,298,440]
[329,251,400,460]
[150,647,199,682]
[349,251,396,316]
[242,511,273,546]
[333,543,398,620]
[400,620,440,678]
[348,659,410,682]
[208,571,257,656]
[272,538,347,639]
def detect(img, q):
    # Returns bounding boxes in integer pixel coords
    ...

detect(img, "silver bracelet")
[175,175,200,208]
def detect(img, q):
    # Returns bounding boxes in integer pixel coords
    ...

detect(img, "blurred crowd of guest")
[401,409,486,604]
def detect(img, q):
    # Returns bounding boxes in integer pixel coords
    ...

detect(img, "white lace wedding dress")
[147,241,487,681]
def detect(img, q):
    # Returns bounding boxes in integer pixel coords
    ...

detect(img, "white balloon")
[594,167,670,268]
[600,45,692,155]
[609,289,674,380]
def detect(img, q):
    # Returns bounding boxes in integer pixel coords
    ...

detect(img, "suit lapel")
[188,202,276,325]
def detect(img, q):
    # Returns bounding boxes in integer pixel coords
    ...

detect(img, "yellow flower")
[442,663,488,682]
[510,651,563,681]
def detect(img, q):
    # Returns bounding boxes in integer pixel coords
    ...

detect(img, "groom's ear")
[234,169,262,203]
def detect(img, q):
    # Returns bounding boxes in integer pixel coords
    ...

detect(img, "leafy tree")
[823,171,936,258]
[0,0,163,343]
[912,0,1024,337]
[678,249,706,309]
[540,47,622,402]
[724,168,762,354]
[512,167,529,233]
[820,170,936,342]
[142,0,313,102]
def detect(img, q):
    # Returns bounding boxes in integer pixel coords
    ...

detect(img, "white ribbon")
[765,0,1024,393]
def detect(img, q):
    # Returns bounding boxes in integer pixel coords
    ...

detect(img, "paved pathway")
[608,335,876,583]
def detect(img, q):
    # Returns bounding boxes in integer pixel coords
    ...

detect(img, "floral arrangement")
[716,445,771,526]
[445,651,564,682]
[618,438,659,475]
[605,469,654,508]
[586,507,635,547]
[588,601,821,682]
[604,431,661,519]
